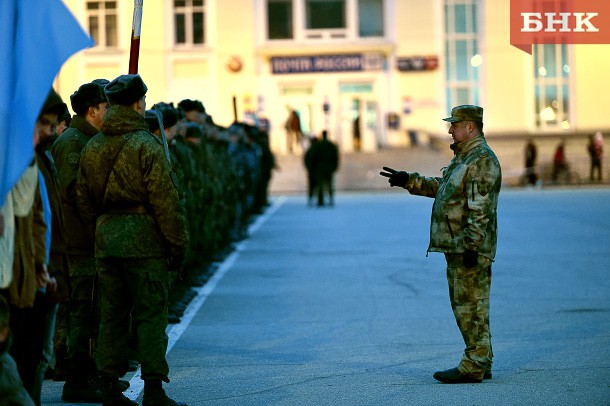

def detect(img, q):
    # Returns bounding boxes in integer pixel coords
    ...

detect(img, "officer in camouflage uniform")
[380,105,501,384]
[51,81,108,402]
[76,74,188,406]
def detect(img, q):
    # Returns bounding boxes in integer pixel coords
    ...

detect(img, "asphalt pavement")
[41,188,610,405]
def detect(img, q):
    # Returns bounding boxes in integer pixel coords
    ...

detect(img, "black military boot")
[61,375,103,403]
[142,380,187,406]
[101,376,138,406]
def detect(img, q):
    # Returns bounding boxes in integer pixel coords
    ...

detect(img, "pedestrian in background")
[588,131,604,182]
[308,130,339,207]
[380,105,501,384]
[524,138,538,186]
[76,74,188,406]
[284,109,303,155]
[552,140,569,183]
[303,135,319,206]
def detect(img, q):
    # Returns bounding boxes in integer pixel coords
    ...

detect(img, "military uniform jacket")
[51,115,99,256]
[405,134,501,260]
[76,105,188,261]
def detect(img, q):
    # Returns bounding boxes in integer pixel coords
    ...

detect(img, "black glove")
[379,166,410,187]
[463,249,478,268]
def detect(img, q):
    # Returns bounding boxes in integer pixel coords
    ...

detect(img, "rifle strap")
[101,134,131,208]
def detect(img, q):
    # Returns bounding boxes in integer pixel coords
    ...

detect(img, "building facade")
[58,0,610,155]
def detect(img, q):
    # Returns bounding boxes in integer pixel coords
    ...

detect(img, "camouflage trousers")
[445,253,493,377]
[66,255,99,374]
[95,257,170,382]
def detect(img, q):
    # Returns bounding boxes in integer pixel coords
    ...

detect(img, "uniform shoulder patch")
[477,179,491,196]
[68,152,80,166]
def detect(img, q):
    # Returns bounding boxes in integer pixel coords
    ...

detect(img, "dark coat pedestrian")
[524,138,538,185]
[307,131,339,207]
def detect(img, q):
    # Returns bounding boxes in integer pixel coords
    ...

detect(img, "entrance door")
[338,83,380,153]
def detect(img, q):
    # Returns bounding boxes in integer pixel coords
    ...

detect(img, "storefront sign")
[271,53,384,74]
[396,56,439,71]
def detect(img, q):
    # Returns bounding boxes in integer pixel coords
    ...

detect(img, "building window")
[305,0,346,29]
[268,0,293,39]
[534,44,570,130]
[358,0,384,37]
[174,0,205,46]
[87,1,118,48]
[265,0,384,41]
[444,0,480,111]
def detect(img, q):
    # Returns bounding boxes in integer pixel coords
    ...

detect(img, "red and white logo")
[510,0,610,54]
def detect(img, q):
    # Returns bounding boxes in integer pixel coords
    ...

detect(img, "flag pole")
[128,0,171,163]
[128,0,143,74]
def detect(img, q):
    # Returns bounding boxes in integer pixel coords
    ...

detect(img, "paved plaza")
[42,187,610,405]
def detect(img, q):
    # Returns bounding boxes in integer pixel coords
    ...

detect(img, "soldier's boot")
[142,380,187,406]
[101,376,138,406]
[61,374,102,403]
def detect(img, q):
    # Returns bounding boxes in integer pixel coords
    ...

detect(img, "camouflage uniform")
[51,114,100,377]
[405,133,501,378]
[76,103,188,383]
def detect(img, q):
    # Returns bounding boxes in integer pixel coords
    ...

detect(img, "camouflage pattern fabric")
[65,256,98,366]
[95,257,170,381]
[76,104,187,381]
[445,253,493,377]
[405,133,500,376]
[76,105,187,260]
[51,115,99,258]
[405,134,501,260]
[51,115,100,374]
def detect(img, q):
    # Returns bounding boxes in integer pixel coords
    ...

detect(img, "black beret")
[105,74,148,106]
[39,88,67,118]
[58,104,71,123]
[184,122,203,139]
[152,102,179,128]
[70,82,107,116]
[91,78,110,89]
[178,99,206,113]
[144,110,160,133]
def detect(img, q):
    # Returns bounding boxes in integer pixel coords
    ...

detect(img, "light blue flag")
[0,0,93,207]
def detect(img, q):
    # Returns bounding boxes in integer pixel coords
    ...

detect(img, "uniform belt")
[104,205,149,215]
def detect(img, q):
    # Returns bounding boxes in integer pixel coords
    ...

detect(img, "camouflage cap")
[442,105,483,123]
[105,74,148,106]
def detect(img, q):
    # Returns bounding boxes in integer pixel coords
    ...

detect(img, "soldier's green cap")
[105,74,148,106]
[70,82,106,115]
[442,105,483,123]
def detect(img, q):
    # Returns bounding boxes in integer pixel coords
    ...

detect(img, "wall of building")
[56,0,610,156]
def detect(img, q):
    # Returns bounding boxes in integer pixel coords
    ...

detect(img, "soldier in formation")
[1,72,276,405]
